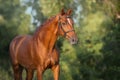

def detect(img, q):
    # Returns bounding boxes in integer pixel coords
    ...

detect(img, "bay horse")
[9,9,78,80]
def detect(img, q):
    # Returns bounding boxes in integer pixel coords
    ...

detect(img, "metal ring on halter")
[66,16,71,18]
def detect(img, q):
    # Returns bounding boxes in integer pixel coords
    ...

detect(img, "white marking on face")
[67,18,72,26]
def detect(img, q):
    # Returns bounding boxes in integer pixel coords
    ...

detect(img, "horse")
[9,9,78,80]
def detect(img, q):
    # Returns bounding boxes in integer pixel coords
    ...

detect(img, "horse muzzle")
[69,37,78,45]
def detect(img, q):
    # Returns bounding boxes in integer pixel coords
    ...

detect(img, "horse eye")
[62,23,66,26]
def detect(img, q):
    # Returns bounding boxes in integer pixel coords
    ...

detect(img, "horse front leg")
[37,67,43,80]
[52,64,60,80]
[26,69,34,80]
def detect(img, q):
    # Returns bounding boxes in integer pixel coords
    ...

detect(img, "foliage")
[75,0,120,80]
[0,0,31,80]
[0,0,120,80]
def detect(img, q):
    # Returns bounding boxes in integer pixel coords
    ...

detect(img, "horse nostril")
[72,38,75,42]
[70,37,78,45]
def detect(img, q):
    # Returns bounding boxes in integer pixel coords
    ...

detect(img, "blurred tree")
[0,0,31,79]
[0,0,120,80]
[74,0,120,80]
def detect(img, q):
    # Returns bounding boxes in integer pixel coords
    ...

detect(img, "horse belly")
[17,48,33,68]
[17,41,36,69]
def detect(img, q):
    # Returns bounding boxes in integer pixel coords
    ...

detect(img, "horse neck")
[33,16,59,53]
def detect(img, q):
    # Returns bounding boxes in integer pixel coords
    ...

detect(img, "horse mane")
[33,15,57,39]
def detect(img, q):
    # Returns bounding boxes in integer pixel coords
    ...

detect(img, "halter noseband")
[58,16,75,37]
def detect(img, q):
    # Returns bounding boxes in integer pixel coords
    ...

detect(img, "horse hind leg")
[12,64,23,80]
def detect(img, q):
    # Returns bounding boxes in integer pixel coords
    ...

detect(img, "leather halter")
[58,16,75,37]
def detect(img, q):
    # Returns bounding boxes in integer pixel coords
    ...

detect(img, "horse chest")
[44,54,58,69]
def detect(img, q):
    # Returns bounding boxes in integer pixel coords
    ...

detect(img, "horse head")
[57,9,78,45]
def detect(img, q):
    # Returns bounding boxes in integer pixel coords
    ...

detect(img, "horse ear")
[66,9,72,15]
[60,8,65,15]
